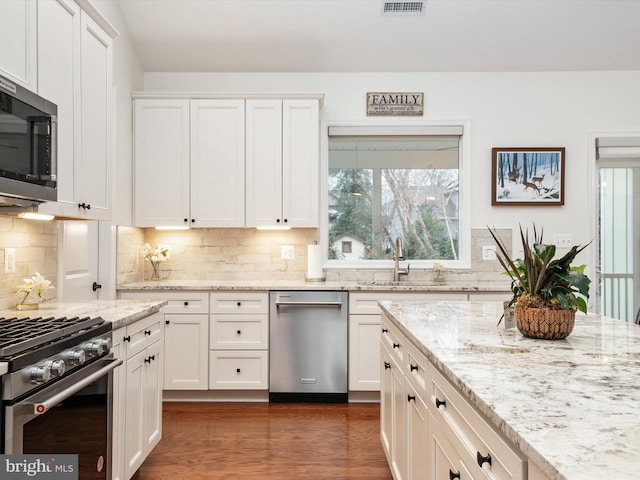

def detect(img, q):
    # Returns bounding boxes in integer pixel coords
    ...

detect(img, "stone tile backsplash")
[117,226,510,286]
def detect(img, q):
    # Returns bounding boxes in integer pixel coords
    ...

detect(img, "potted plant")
[487,224,591,340]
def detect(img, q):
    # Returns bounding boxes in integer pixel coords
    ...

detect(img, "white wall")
[144,70,640,295]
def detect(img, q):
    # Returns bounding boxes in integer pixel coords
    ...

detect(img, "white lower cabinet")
[381,312,526,480]
[209,292,269,390]
[119,291,210,391]
[112,312,164,480]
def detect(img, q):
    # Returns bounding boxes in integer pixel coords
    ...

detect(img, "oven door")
[4,356,122,480]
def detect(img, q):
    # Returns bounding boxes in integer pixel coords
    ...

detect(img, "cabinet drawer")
[381,316,405,365]
[209,350,268,390]
[210,292,268,314]
[351,292,468,315]
[404,341,429,396]
[119,291,209,314]
[125,313,163,359]
[430,367,526,480]
[210,315,268,349]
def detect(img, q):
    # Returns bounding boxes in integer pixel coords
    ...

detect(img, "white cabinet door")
[77,11,112,219]
[282,99,319,227]
[37,0,80,207]
[349,314,381,391]
[124,349,145,479]
[164,314,209,390]
[406,379,429,480]
[143,340,163,452]
[0,0,36,89]
[190,99,245,227]
[134,99,190,227]
[380,344,394,462]
[245,99,283,227]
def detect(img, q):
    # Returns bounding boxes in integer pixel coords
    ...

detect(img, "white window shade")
[597,137,640,159]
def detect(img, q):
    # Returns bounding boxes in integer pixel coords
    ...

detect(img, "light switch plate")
[281,245,295,260]
[553,233,573,248]
[5,248,15,273]
[482,245,497,261]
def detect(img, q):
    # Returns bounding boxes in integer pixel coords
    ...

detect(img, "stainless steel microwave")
[0,73,57,206]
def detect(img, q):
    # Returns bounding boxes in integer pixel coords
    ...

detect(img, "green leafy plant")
[487,225,591,314]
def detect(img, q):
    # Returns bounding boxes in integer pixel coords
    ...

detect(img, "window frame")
[320,120,472,271]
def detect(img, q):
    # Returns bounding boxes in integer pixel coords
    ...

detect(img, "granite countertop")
[0,299,167,330]
[0,362,7,376]
[117,279,511,293]
[379,300,640,480]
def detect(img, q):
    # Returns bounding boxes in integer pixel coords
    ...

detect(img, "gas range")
[0,315,112,401]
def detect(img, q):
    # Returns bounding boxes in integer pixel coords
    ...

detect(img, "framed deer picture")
[491,147,565,206]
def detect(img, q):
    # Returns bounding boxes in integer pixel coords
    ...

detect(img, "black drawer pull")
[191,218,195,223]
[477,452,492,467]
[410,363,418,372]
[237,330,242,335]
[165,320,170,325]
[435,397,446,409]
[144,356,151,364]
[382,328,388,333]
[237,302,241,306]
[393,343,400,349]
[123,335,131,342]
[384,362,391,370]
[144,330,151,335]
[407,394,416,402]
[236,368,241,373]
[449,470,461,480]
[184,301,189,306]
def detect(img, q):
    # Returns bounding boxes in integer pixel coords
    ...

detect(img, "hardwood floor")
[132,402,393,480]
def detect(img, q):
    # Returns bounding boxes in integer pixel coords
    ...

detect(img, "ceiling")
[116,0,640,73]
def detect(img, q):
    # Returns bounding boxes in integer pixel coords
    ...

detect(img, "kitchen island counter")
[379,300,640,480]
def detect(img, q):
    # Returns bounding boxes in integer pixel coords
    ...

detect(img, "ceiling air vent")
[381,1,426,16]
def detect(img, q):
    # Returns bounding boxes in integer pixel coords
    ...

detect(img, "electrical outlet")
[281,245,295,260]
[4,248,15,273]
[482,245,496,261]
[553,234,572,248]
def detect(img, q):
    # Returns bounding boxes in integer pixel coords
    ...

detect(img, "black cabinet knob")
[236,368,241,373]
[92,281,102,292]
[237,330,242,335]
[184,301,189,306]
[144,357,151,364]
[407,394,416,402]
[192,218,195,223]
[435,397,446,409]
[477,452,492,467]
[184,218,188,223]
[276,218,280,223]
[410,363,418,372]
[144,330,151,335]
[283,218,288,223]
[382,328,388,333]
[384,362,391,370]
[393,343,400,349]
[165,320,170,325]
[237,302,241,306]
[123,335,131,342]
[449,470,461,480]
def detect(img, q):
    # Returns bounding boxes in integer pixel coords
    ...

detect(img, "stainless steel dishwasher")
[269,290,348,402]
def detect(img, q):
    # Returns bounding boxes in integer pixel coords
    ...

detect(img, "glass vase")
[150,261,162,281]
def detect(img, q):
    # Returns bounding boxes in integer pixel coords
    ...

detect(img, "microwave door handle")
[26,357,122,415]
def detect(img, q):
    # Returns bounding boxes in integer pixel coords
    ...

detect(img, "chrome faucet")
[393,237,410,281]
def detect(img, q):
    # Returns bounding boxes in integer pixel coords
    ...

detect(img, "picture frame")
[491,147,565,206]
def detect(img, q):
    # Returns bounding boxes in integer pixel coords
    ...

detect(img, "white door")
[59,221,99,300]
[596,136,640,322]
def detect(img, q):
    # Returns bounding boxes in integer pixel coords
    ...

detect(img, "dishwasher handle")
[275,300,343,308]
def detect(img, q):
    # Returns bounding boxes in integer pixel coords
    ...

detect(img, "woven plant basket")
[514,305,576,340]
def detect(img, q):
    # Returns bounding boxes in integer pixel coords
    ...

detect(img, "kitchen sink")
[356,280,438,287]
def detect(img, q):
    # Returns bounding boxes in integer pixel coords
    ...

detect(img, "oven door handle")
[28,357,122,415]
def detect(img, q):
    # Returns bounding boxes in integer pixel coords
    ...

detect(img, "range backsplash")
[116,226,509,286]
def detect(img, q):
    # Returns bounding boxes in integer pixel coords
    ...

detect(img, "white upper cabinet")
[246,99,319,228]
[0,0,37,89]
[134,99,190,228]
[134,98,245,228]
[190,99,245,227]
[37,1,115,220]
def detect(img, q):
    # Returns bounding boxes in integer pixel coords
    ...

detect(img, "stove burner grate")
[0,315,104,357]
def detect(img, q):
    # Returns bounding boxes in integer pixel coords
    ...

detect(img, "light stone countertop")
[0,362,7,376]
[0,299,167,330]
[379,300,640,480]
[117,279,511,293]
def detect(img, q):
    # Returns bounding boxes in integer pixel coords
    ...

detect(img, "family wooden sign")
[366,92,424,116]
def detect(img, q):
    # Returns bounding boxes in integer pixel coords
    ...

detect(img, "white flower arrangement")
[17,272,53,305]
[142,243,171,280]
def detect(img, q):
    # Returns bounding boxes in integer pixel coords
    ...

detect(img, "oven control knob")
[64,349,86,366]
[30,365,51,384]
[96,338,112,351]
[45,359,66,377]
[85,341,105,357]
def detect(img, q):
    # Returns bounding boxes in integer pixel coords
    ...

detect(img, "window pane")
[328,134,460,262]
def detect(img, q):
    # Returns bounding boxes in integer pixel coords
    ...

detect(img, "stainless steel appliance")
[269,291,348,402]
[0,73,57,206]
[0,315,119,480]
